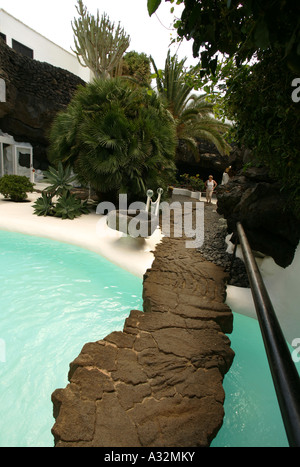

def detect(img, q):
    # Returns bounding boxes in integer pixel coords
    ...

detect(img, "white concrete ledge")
[172,187,217,203]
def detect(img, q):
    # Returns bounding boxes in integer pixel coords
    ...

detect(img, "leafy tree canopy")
[223,50,300,213]
[121,51,152,86]
[148,0,300,216]
[148,0,300,75]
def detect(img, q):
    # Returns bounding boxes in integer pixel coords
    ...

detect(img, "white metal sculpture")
[146,188,164,216]
[105,188,164,238]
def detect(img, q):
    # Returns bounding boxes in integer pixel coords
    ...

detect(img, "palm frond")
[49,78,177,199]
[151,51,231,158]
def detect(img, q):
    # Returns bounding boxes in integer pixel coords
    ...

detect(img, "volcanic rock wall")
[217,148,300,268]
[0,40,85,169]
[176,140,229,184]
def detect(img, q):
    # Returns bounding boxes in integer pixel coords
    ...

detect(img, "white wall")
[0,9,91,82]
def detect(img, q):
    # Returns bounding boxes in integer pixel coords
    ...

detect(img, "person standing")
[205,175,217,204]
[221,167,230,185]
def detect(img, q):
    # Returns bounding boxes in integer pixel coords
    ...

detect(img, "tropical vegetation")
[53,191,90,220]
[121,51,152,86]
[47,78,177,203]
[0,175,34,202]
[179,173,205,192]
[149,0,300,214]
[60,1,230,207]
[33,162,90,219]
[222,50,300,212]
[72,1,151,84]
[148,0,300,74]
[72,0,130,79]
[151,51,231,159]
[33,192,55,217]
[42,162,78,196]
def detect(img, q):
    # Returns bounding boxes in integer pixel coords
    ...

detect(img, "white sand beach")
[0,187,163,278]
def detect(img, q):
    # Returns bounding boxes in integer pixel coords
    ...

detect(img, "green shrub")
[33,192,55,217]
[33,190,90,220]
[43,162,77,196]
[0,175,34,201]
[189,175,205,192]
[33,163,90,220]
[54,191,90,220]
[179,173,205,192]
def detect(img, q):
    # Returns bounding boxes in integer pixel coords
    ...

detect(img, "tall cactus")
[72,0,130,79]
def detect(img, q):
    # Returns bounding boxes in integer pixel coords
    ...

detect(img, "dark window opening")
[0,33,6,43]
[12,39,33,59]
[18,153,31,169]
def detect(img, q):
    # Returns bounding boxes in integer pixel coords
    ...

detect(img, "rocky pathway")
[199,203,249,288]
[51,197,235,447]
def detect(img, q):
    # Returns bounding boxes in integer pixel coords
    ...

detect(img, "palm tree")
[151,51,231,159]
[48,78,177,202]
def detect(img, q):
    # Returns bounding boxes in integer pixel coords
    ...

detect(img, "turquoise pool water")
[211,312,300,447]
[0,231,143,447]
[0,231,298,447]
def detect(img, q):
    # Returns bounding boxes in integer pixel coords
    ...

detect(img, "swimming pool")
[0,231,298,447]
[211,312,300,447]
[0,231,143,447]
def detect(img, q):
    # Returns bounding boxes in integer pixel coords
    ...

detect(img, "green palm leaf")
[151,51,232,157]
[43,162,78,196]
[49,78,177,200]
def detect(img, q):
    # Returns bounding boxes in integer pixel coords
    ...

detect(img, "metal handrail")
[236,222,300,447]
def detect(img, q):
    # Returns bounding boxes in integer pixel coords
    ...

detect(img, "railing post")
[236,222,300,447]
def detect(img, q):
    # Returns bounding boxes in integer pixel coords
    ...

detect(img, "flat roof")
[0,8,76,59]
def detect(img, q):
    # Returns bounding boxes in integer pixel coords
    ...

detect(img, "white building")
[0,8,91,82]
[0,9,92,183]
[0,132,34,183]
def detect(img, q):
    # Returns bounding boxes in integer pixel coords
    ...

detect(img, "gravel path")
[170,195,249,288]
[198,203,249,288]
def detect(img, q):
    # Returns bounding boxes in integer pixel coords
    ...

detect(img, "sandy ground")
[0,187,163,278]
